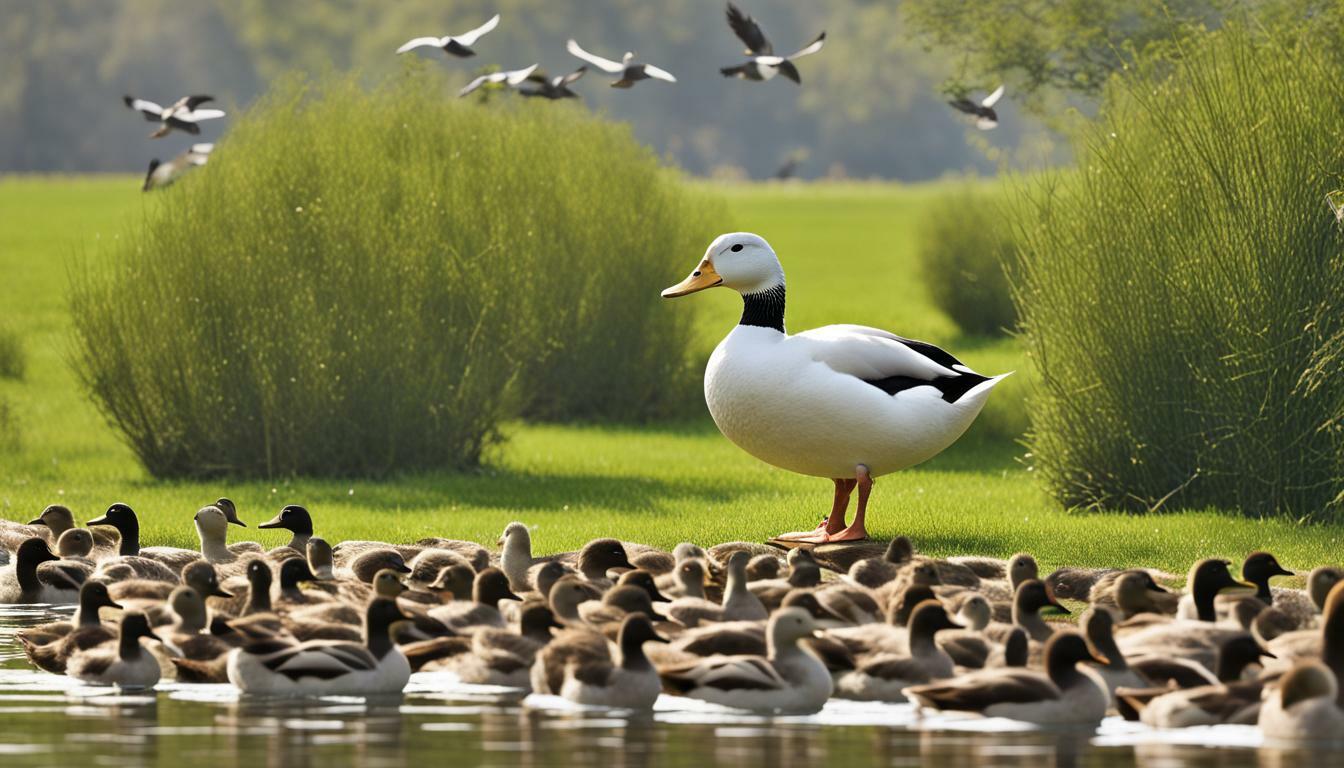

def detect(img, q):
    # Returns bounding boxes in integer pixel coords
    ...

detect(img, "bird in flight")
[948,85,1006,130]
[397,14,501,59]
[123,95,225,139]
[719,3,825,85]
[566,40,676,88]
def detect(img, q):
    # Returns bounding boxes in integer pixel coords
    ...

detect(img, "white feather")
[566,40,625,73]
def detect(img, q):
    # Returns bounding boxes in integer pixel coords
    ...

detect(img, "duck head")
[351,549,412,583]
[372,568,407,598]
[278,557,317,595]
[1241,551,1293,603]
[1043,631,1110,685]
[1008,553,1039,589]
[1310,566,1344,611]
[118,611,159,659]
[1212,633,1275,683]
[531,560,568,599]
[604,585,655,618]
[365,597,414,659]
[15,538,60,590]
[1016,579,1069,618]
[889,583,937,626]
[87,503,139,556]
[520,602,564,641]
[672,542,706,563]
[244,559,273,613]
[904,561,941,588]
[548,575,597,621]
[182,561,232,598]
[169,586,209,633]
[1114,569,1169,615]
[616,613,668,668]
[663,233,783,298]
[1188,559,1255,621]
[28,505,76,535]
[577,538,632,580]
[676,559,708,599]
[746,554,782,581]
[767,607,822,655]
[473,567,521,607]
[56,528,93,558]
[429,564,476,601]
[955,594,992,631]
[884,536,915,565]
[259,505,312,535]
[193,506,234,558]
[617,569,668,603]
[306,537,334,578]
[498,521,531,550]
[214,498,247,527]
[908,600,962,649]
[76,581,122,626]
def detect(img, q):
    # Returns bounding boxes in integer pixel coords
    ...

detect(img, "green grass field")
[0,175,1338,577]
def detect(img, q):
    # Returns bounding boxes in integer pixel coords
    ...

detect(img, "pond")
[0,605,1337,768]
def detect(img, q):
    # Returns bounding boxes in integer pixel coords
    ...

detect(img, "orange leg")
[774,474,869,544]
[830,465,872,543]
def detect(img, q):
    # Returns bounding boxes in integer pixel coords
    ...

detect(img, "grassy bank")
[0,175,1337,575]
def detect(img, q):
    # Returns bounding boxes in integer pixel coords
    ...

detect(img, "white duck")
[662,233,1008,543]
[396,14,500,58]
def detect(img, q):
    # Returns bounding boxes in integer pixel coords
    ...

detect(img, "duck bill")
[662,261,722,298]
[257,515,285,530]
[26,518,46,527]
[86,516,110,527]
[1090,653,1111,667]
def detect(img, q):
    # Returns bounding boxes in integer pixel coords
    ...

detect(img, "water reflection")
[0,605,1338,767]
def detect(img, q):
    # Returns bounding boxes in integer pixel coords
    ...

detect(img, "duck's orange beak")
[662,260,722,298]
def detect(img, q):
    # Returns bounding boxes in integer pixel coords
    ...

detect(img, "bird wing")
[397,37,448,54]
[183,95,215,110]
[725,2,773,55]
[788,32,826,60]
[180,108,226,122]
[947,98,979,115]
[981,84,1005,107]
[189,143,214,156]
[124,97,163,119]
[459,73,501,97]
[566,40,625,73]
[504,64,540,85]
[453,13,500,47]
[905,670,1060,711]
[558,66,587,86]
[265,641,377,681]
[794,325,963,381]
[661,655,786,692]
[642,63,677,83]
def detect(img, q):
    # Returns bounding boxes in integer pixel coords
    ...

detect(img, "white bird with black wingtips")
[662,233,1009,544]
[142,143,213,191]
[459,64,539,97]
[124,95,225,139]
[565,40,676,88]
[719,2,825,85]
[948,85,1006,130]
[396,14,501,59]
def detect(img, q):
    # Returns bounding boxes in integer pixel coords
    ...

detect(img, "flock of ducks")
[3,502,1343,744]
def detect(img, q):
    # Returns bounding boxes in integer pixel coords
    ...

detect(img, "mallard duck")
[0,538,76,603]
[904,631,1109,725]
[17,581,122,673]
[86,503,198,573]
[67,611,162,689]
[226,597,413,696]
[396,14,500,58]
[1117,559,1255,669]
[142,143,212,191]
[658,608,832,714]
[1182,551,1293,621]
[948,85,1005,130]
[566,40,676,88]
[719,3,825,85]
[428,568,521,632]
[662,233,1007,543]
[556,614,668,708]
[1259,662,1344,742]
[984,579,1067,646]
[416,602,562,684]
[124,94,225,138]
[257,505,313,552]
[832,600,959,702]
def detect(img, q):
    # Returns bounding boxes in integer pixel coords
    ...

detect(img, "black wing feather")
[726,2,772,55]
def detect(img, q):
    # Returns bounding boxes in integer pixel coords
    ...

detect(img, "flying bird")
[396,14,501,58]
[519,67,587,100]
[720,3,825,85]
[123,95,225,139]
[565,40,675,88]
[459,64,539,97]
[142,143,213,191]
[948,85,1006,130]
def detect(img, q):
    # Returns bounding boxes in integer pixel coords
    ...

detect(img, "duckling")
[846,537,914,589]
[212,559,273,618]
[745,554,783,581]
[749,559,822,609]
[427,564,476,603]
[905,632,1110,726]
[407,548,474,586]
[24,505,120,556]
[0,538,75,603]
[184,505,247,565]
[67,611,162,689]
[833,600,960,702]
[159,586,236,661]
[1117,559,1256,669]
[46,529,96,587]
[1259,662,1344,742]
[87,503,200,573]
[307,537,335,580]
[17,581,122,673]
[616,569,669,604]
[984,579,1068,645]
[575,538,634,588]
[663,551,767,627]
[577,585,657,627]
[876,560,940,609]
[428,567,521,631]
[341,548,413,584]
[659,558,709,599]
[558,614,668,709]
[658,608,832,714]
[226,597,413,696]
[417,602,562,684]
[499,521,540,592]
[1090,569,1176,619]
[547,575,603,624]
[936,594,1021,670]
[256,504,313,554]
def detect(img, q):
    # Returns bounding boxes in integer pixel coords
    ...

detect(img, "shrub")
[1012,24,1344,517]
[71,70,724,479]
[0,325,24,379]
[917,182,1018,336]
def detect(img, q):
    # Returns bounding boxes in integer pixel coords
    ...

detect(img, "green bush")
[71,70,724,479]
[1013,24,1344,517]
[0,325,24,379]
[917,183,1018,336]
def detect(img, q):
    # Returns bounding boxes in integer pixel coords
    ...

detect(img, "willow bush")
[917,183,1018,336]
[71,71,724,478]
[1013,25,1344,518]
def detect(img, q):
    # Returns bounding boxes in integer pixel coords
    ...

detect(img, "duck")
[1179,551,1291,621]
[110,560,230,614]
[1119,636,1275,728]
[499,521,539,592]
[663,550,767,627]
[16,581,122,673]
[557,614,668,708]
[1113,633,1277,721]
[658,608,832,714]
[48,528,96,585]
[566,40,676,88]
[519,67,587,100]
[416,602,562,685]
[1250,566,1344,641]
[159,586,236,663]
[904,631,1109,726]
[0,538,76,603]
[615,569,669,605]
[428,567,521,632]
[661,233,1007,543]
[86,503,200,573]
[948,85,1005,130]
[577,585,658,628]
[226,597,413,696]
[124,94,226,138]
[459,64,539,97]
[67,611,162,689]
[936,594,1026,669]
[142,143,212,191]
[396,14,500,58]
[1089,569,1176,619]
[847,537,915,588]
[1259,662,1344,742]
[719,3,825,85]
[745,553,783,581]
[257,504,314,553]
[1117,559,1255,669]
[273,557,327,609]
[984,579,1068,646]
[546,575,602,624]
[212,559,274,618]
[307,537,335,580]
[340,548,413,583]
[832,600,960,702]
[406,548,474,587]
[23,504,120,556]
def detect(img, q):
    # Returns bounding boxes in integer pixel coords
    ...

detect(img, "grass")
[0,174,1341,576]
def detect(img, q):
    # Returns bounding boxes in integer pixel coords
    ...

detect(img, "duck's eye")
[731,244,744,252]
[692,271,701,277]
